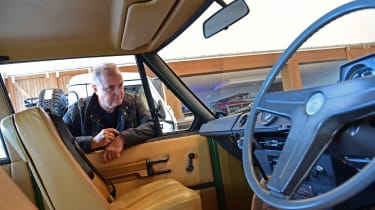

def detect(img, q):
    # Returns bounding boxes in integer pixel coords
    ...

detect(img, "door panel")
[87,134,214,192]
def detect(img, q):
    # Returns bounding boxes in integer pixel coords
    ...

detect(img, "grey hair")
[92,63,119,85]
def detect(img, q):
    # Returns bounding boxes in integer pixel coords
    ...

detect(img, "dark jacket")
[63,93,156,153]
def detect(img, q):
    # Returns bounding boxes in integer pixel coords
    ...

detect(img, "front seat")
[0,107,201,210]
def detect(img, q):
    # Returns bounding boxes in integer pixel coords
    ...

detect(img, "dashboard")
[199,52,375,208]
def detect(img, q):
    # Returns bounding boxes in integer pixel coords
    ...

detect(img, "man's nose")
[114,87,123,95]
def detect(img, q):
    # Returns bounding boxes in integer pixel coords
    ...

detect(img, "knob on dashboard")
[259,112,276,126]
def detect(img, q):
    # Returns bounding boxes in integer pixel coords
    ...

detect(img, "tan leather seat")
[0,166,37,210]
[0,107,201,210]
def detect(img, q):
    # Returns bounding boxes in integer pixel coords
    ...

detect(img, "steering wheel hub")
[305,92,325,116]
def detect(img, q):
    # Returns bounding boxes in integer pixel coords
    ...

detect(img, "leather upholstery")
[0,166,37,210]
[0,107,201,210]
[111,179,201,210]
[1,119,37,205]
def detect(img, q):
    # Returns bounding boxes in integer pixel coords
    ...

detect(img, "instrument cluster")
[340,52,375,81]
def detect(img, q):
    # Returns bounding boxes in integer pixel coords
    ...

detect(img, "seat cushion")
[110,179,201,210]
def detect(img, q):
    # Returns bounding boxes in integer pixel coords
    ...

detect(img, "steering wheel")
[243,1,375,209]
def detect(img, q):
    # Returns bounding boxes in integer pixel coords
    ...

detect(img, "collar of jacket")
[84,93,133,123]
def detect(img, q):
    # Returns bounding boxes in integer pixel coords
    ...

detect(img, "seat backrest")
[0,107,110,209]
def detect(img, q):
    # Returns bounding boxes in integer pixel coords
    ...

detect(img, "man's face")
[93,71,124,112]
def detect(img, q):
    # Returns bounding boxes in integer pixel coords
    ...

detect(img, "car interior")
[0,0,374,210]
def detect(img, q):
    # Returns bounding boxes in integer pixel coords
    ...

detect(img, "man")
[63,63,156,162]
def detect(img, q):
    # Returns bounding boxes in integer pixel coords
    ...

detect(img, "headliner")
[0,0,212,63]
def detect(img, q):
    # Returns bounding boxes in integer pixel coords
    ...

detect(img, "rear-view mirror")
[203,0,249,38]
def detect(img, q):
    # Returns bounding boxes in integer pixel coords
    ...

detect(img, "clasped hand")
[92,128,125,162]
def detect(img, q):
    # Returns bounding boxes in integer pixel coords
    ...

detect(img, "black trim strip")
[0,72,15,164]
[208,137,227,210]
[0,56,9,62]
[190,182,215,190]
[135,55,162,136]
[29,168,45,210]
[49,113,117,199]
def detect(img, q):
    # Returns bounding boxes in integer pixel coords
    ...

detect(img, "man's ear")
[92,84,98,93]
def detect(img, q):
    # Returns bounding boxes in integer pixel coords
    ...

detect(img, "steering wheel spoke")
[258,90,308,119]
[267,121,327,197]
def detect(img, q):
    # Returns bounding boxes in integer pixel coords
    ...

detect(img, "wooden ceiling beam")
[165,44,375,77]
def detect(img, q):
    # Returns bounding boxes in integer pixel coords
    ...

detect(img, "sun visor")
[121,0,176,50]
